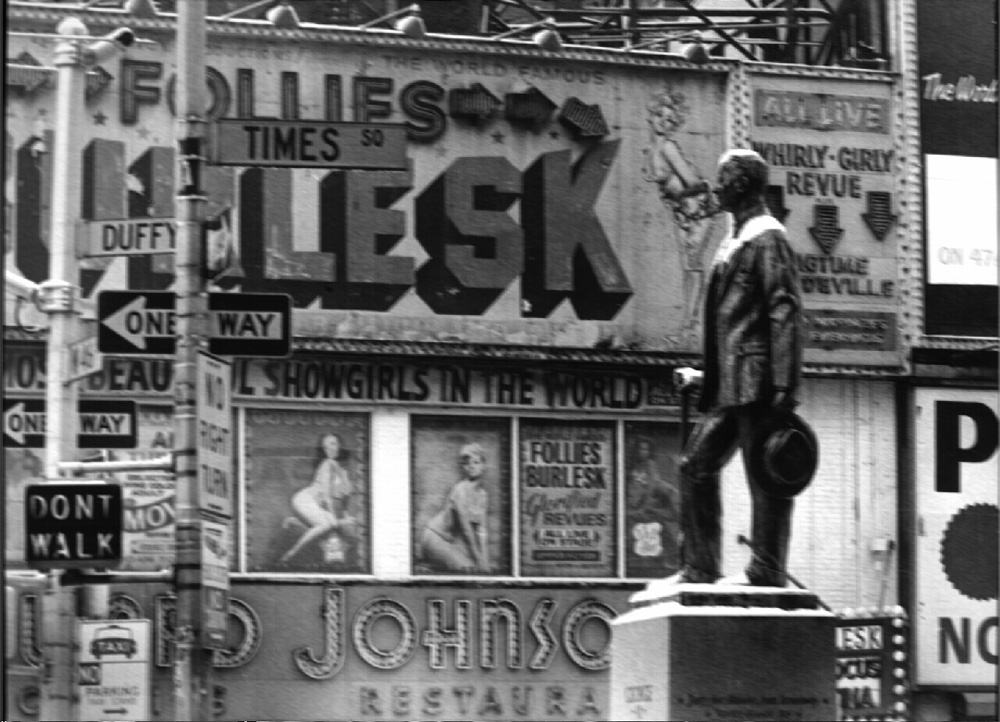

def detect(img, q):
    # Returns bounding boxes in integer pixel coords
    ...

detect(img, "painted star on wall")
[92,110,108,125]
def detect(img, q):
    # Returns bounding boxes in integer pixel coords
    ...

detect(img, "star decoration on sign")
[491,131,505,143]
[92,110,108,125]
[549,130,561,140]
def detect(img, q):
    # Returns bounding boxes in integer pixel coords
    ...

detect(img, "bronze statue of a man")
[670,148,808,588]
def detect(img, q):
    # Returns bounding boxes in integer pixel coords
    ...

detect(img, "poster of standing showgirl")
[245,409,370,573]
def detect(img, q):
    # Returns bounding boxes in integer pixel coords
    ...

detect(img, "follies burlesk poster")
[411,415,512,576]
[520,420,616,577]
[244,409,370,573]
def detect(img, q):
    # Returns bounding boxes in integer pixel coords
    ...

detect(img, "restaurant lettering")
[12,589,615,675]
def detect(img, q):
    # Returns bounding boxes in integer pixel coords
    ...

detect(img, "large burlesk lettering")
[521,141,632,320]
[321,166,415,310]
[415,156,523,314]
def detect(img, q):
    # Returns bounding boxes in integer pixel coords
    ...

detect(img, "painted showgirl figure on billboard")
[418,442,490,573]
[641,89,721,340]
[280,432,358,565]
[626,436,680,572]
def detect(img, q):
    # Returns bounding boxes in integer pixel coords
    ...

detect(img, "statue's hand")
[772,390,797,411]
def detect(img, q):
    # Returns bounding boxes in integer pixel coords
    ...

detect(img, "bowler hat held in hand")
[748,410,819,498]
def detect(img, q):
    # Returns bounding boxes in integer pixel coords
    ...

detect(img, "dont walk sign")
[25,482,122,570]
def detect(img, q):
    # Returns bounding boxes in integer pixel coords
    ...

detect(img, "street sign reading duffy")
[25,482,122,570]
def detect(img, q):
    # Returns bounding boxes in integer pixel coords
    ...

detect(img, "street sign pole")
[173,2,216,719]
[39,19,88,721]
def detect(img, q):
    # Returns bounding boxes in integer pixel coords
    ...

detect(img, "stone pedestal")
[609,581,836,721]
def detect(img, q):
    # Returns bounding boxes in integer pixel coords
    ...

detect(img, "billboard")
[917,0,999,336]
[913,387,998,687]
[749,74,901,367]
[6,21,729,354]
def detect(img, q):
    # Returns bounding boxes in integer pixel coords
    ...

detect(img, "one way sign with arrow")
[97,290,291,357]
[98,291,177,355]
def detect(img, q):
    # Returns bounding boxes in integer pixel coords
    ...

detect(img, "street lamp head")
[56,17,88,37]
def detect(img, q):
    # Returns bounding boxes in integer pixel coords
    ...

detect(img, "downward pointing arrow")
[808,204,843,255]
[862,191,897,241]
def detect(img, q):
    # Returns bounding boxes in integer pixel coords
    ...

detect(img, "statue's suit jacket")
[698,213,803,413]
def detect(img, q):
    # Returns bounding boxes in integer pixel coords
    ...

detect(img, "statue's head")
[714,149,769,212]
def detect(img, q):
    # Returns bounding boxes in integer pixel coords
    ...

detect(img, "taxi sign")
[209,119,407,169]
[77,619,151,721]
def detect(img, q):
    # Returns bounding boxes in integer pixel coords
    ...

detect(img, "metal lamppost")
[30,16,135,721]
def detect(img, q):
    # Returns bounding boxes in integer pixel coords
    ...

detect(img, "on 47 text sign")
[914,388,998,686]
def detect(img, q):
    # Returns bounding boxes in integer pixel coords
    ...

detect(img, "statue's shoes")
[662,566,720,585]
[718,570,787,587]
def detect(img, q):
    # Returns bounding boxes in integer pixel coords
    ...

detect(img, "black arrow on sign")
[558,97,609,138]
[448,83,502,121]
[808,204,843,255]
[765,185,790,224]
[862,191,897,241]
[86,66,114,97]
[504,87,557,127]
[7,52,53,93]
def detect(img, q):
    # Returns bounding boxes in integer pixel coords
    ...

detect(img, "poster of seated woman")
[244,409,369,573]
[411,416,511,576]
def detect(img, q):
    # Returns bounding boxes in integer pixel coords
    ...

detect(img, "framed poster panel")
[624,421,682,578]
[245,409,370,573]
[519,419,617,577]
[112,404,177,572]
[411,415,512,575]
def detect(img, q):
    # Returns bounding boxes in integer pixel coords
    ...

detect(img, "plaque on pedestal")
[609,583,837,721]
